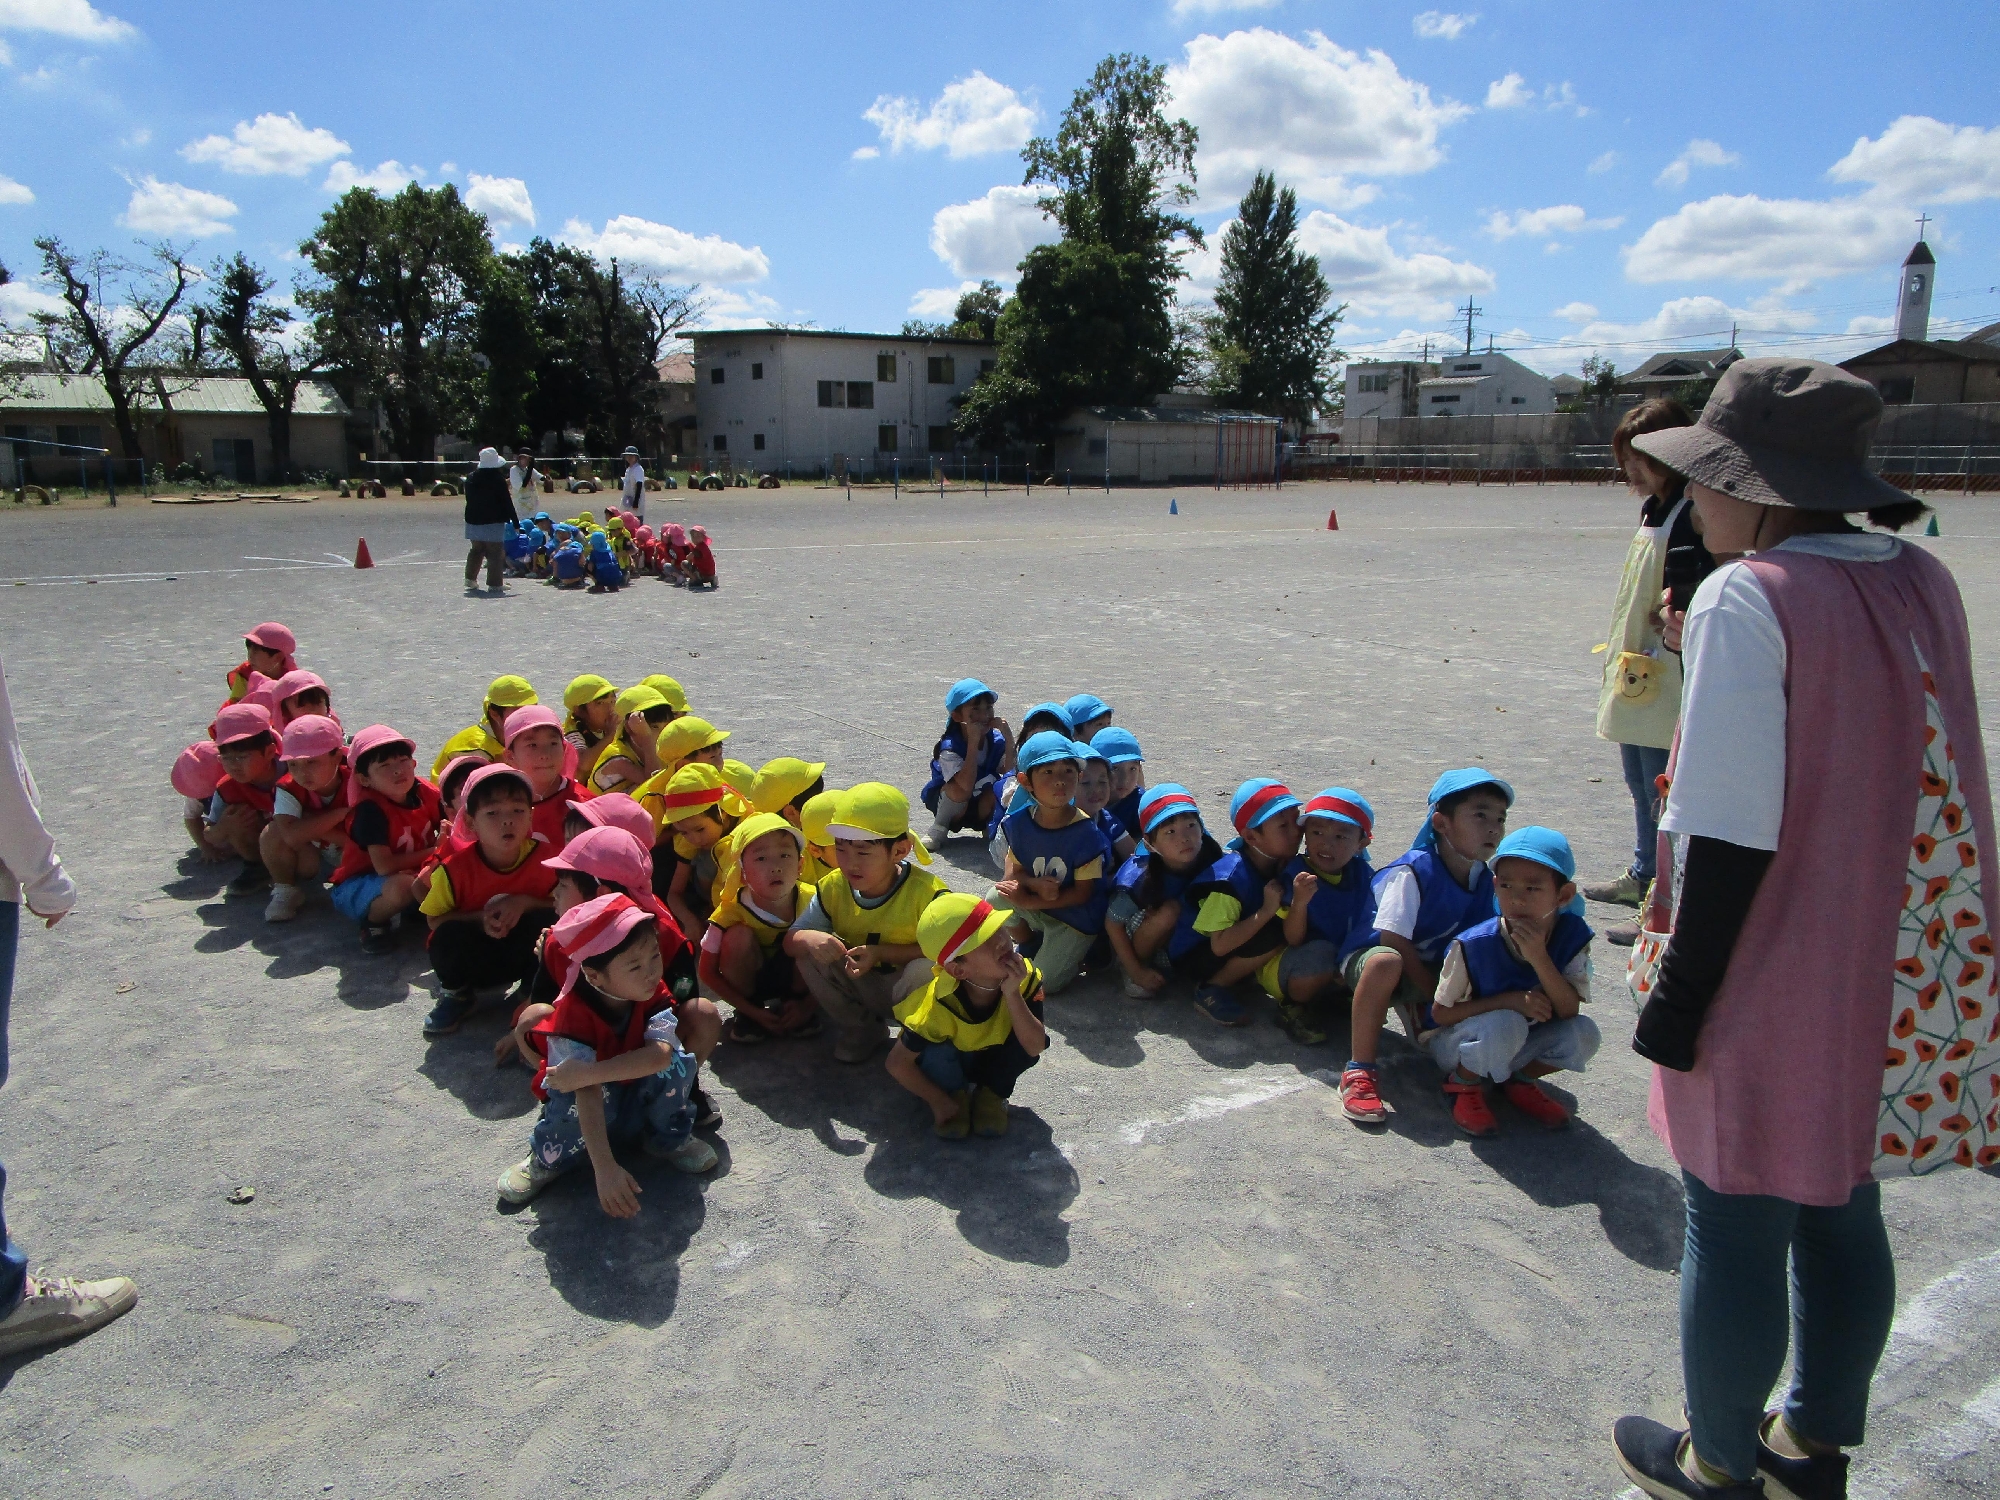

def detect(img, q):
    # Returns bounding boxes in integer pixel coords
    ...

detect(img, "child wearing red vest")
[329,725,443,955]
[172,739,227,863]
[497,894,718,1213]
[419,764,557,1037]
[502,705,587,857]
[683,524,717,588]
[260,715,350,924]
[210,702,284,898]
[225,621,296,704]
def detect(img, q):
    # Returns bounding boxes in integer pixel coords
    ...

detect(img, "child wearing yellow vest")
[652,763,741,942]
[798,788,839,886]
[888,893,1048,1138]
[784,783,948,1063]
[431,674,538,780]
[699,812,820,1042]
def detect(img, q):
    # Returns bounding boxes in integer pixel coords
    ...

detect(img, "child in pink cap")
[328,725,442,954]
[271,670,335,729]
[683,525,716,589]
[210,702,285,897]
[172,740,227,862]
[226,623,297,704]
[497,893,717,1211]
[502,706,588,857]
[260,715,351,923]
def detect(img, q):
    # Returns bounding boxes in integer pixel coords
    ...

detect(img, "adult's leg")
[464,543,483,585]
[0,901,24,1316]
[1680,1170,1798,1482]
[482,540,506,588]
[1623,742,1670,882]
[1784,1180,1896,1451]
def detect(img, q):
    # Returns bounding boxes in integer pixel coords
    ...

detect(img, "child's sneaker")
[646,1134,719,1173]
[360,921,395,955]
[1121,971,1163,1000]
[690,1084,723,1130]
[1275,999,1328,1046]
[971,1086,1010,1137]
[423,989,477,1036]
[496,1155,567,1205]
[1500,1078,1571,1130]
[1192,985,1248,1026]
[1445,1079,1500,1137]
[0,1273,138,1359]
[1338,1065,1389,1124]
[226,861,271,897]
[263,884,306,923]
[934,1088,973,1139]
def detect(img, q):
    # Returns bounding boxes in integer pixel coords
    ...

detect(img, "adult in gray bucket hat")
[1610,358,1996,1498]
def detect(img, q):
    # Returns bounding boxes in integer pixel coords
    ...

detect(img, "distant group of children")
[169,626,1599,1218]
[502,507,717,592]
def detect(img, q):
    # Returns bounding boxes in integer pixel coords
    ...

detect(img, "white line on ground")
[0,560,452,586]
[1116,1072,1326,1145]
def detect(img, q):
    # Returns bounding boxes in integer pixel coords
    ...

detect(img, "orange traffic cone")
[354,538,374,569]
[1327,509,1339,530]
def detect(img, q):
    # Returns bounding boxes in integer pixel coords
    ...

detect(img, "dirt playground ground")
[0,481,1995,1499]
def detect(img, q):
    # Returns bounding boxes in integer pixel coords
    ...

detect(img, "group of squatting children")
[168,626,1599,1218]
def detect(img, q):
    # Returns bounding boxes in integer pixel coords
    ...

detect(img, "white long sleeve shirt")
[0,655,76,915]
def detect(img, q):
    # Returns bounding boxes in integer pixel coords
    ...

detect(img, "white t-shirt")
[1371,860,1486,944]
[182,794,209,821]
[272,786,305,819]
[1660,532,1903,852]
[622,464,646,508]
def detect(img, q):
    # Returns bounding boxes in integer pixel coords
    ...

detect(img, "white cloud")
[861,72,1037,158]
[559,215,770,283]
[1484,72,1530,109]
[120,125,149,147]
[929,184,1058,279]
[908,280,983,318]
[691,286,783,329]
[1623,193,1909,285]
[322,159,420,194]
[1553,301,1597,323]
[1194,210,1490,321]
[0,0,135,41]
[181,112,348,176]
[1828,115,2000,204]
[1514,293,1817,374]
[1413,11,1476,39]
[1483,204,1623,239]
[1655,138,1739,188]
[0,38,9,63]
[464,173,534,226]
[1588,151,1618,174]
[0,172,31,204]
[1170,0,1281,16]
[118,175,236,236]
[1543,81,1586,116]
[850,145,879,161]
[1168,29,1470,208]
[1846,313,1894,339]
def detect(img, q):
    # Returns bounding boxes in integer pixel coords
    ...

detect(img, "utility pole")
[1458,299,1483,356]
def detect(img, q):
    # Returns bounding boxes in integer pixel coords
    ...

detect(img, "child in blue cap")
[1104,785,1227,998]
[585,530,625,592]
[986,731,1112,995]
[1425,826,1598,1137]
[919,678,1014,852]
[1093,728,1147,841]
[550,527,586,589]
[1337,768,1512,1125]
[1071,737,1136,868]
[1272,789,1380,1046]
[1169,779,1303,1026]
[979,701,1075,868]
[1062,693,1113,743]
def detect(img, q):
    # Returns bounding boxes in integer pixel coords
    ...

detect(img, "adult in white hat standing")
[620,446,646,523]
[462,446,514,593]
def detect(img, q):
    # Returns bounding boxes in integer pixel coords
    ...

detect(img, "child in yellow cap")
[798,788,839,885]
[588,685,672,795]
[751,757,826,824]
[653,763,741,942]
[888,894,1049,1138]
[431,674,538,779]
[699,813,821,1043]
[641,674,690,718]
[562,674,619,780]
[784,782,949,1063]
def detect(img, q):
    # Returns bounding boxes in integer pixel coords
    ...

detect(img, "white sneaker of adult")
[0,1274,138,1359]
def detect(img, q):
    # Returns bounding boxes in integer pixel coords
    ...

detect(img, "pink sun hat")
[172,740,223,800]
[568,791,656,847]
[549,892,655,998]
[280,713,344,760]
[345,724,417,805]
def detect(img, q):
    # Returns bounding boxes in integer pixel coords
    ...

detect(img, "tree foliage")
[31,237,195,459]
[1204,171,1344,427]
[206,252,330,479]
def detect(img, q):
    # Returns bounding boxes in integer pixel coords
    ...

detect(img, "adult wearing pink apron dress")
[1610,359,1998,1499]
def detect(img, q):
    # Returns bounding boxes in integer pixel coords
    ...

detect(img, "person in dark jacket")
[462,447,515,593]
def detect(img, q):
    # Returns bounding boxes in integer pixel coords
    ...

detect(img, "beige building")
[1051,398,1281,484]
[654,353,698,457]
[1,372,350,485]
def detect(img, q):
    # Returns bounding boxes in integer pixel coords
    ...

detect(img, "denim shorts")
[329,872,387,923]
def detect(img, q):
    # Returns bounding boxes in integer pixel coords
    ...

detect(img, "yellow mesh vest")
[815,866,949,952]
[894,960,1043,1050]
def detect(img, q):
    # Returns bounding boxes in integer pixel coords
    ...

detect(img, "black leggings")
[430,910,552,993]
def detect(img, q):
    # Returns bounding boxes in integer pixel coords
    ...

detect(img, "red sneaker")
[1500,1078,1571,1130]
[1339,1066,1389,1125]
[1444,1080,1499,1137]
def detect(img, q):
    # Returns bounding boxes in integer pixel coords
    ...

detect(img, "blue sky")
[2,0,1997,377]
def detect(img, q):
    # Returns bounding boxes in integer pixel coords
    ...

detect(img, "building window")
[1430,394,1461,405]
[927,425,955,452]
[751,362,763,380]
[1509,396,1525,405]
[1087,437,1107,456]
[877,354,897,382]
[1357,372,1390,393]
[877,425,898,453]
[710,367,725,384]
[712,434,728,452]
[927,356,955,384]
[1453,362,1482,373]
[846,380,874,409]
[753,432,766,450]
[816,380,844,409]
[1877,376,1916,405]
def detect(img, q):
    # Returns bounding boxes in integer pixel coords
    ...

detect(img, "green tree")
[473,253,539,451]
[957,54,1201,450]
[206,252,331,480]
[515,240,664,454]
[947,279,1005,340]
[1205,171,1344,428]
[31,237,195,460]
[298,184,493,467]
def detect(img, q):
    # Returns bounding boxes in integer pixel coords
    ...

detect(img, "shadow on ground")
[517,1148,721,1326]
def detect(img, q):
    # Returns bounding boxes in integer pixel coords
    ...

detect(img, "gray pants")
[988,895,1095,996]
[464,540,505,587]
[1425,1011,1601,1083]
[797,953,929,1057]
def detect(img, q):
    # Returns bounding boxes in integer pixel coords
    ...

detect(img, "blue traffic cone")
[1169,497,1179,515]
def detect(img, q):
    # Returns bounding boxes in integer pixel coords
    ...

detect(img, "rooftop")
[1076,405,1277,424]
[1621,348,1742,384]
[1842,337,2000,367]
[690,327,995,347]
[0,372,350,417]
[1416,375,1493,389]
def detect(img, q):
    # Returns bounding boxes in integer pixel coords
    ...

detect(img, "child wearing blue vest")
[1062,693,1113,743]
[988,731,1111,996]
[982,701,1076,870]
[1272,788,1379,1046]
[1094,728,1147,841]
[1337,769,1512,1127]
[1072,738,1136,868]
[1104,785,1226,999]
[1425,827,1598,1137]
[1173,779,1303,1027]
[919,678,1015,851]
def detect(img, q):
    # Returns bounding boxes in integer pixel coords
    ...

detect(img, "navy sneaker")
[423,990,477,1036]
[1192,985,1249,1026]
[1614,1416,1765,1498]
[690,1085,723,1131]
[359,922,395,955]
[1757,1414,1848,1500]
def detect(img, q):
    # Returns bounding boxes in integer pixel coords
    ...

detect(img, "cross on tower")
[1916,212,1932,241]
